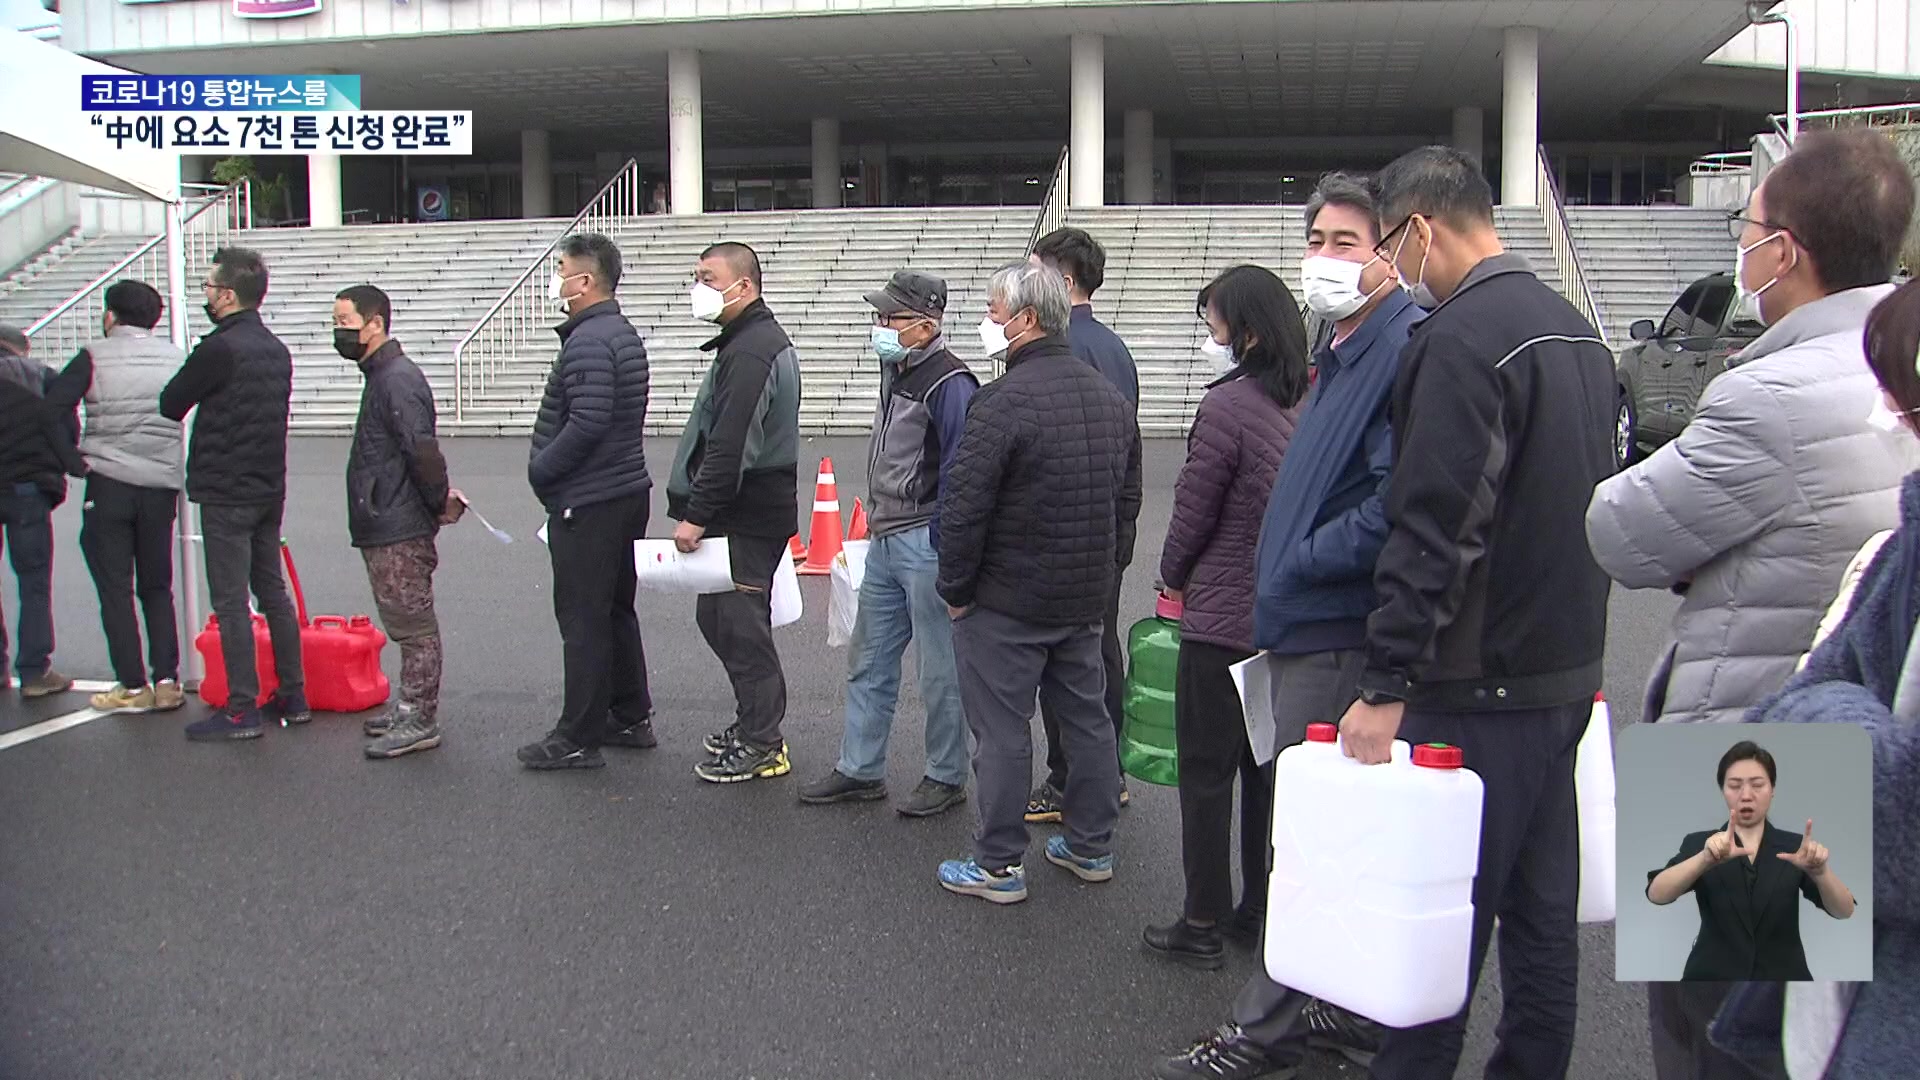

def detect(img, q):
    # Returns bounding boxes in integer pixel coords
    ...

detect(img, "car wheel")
[1615,392,1638,468]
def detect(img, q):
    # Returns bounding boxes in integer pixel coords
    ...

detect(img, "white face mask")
[1868,389,1911,433]
[1302,254,1387,321]
[1199,336,1235,375]
[548,272,575,317]
[1735,231,1789,327]
[977,315,1011,359]
[690,280,739,324]
[1391,218,1439,310]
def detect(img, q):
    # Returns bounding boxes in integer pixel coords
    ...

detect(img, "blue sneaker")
[937,857,1028,904]
[185,706,264,742]
[1045,835,1114,882]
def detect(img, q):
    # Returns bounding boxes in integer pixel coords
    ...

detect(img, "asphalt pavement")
[0,436,1676,1080]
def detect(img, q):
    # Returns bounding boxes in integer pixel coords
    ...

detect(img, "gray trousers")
[200,501,304,712]
[952,605,1120,869]
[694,533,788,751]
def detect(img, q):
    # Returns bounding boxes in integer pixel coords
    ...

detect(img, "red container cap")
[349,615,374,629]
[1155,593,1183,620]
[1412,742,1463,769]
[1305,722,1337,743]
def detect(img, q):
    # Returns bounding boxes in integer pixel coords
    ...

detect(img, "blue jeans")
[1,482,55,681]
[836,526,970,787]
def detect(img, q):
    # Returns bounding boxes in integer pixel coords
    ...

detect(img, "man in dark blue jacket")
[1157,171,1417,1078]
[516,233,654,771]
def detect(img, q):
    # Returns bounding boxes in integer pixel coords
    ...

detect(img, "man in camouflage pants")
[334,285,461,758]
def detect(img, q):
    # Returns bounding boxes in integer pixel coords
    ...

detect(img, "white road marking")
[71,679,115,694]
[0,706,113,752]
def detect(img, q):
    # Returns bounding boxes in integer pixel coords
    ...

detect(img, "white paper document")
[633,538,737,594]
[1230,651,1281,765]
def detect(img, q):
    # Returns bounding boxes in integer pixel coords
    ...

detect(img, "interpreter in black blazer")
[1646,741,1855,981]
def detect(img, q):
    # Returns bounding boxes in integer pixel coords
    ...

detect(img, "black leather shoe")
[798,769,887,804]
[1143,918,1226,970]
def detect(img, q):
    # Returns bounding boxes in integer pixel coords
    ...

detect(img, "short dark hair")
[334,284,392,332]
[1304,172,1382,245]
[1865,279,1920,422]
[104,280,163,330]
[700,241,762,290]
[210,247,269,308]
[1031,227,1107,295]
[0,324,26,357]
[559,232,622,291]
[1763,130,1916,293]
[1196,264,1311,409]
[1373,145,1496,233]
[1717,740,1778,788]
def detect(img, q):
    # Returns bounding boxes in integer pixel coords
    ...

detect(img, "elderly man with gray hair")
[933,261,1142,905]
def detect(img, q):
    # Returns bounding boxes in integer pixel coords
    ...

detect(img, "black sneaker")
[1024,782,1064,823]
[184,706,264,742]
[604,717,658,750]
[898,777,967,818]
[1302,998,1383,1068]
[516,733,604,770]
[1155,1024,1295,1080]
[1143,918,1226,971]
[702,723,739,757]
[693,739,791,784]
[263,689,311,726]
[799,769,887,804]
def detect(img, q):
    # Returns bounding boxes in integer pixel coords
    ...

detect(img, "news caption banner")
[82,74,472,155]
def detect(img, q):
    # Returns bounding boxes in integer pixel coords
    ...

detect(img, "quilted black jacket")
[160,308,291,506]
[347,339,449,549]
[937,336,1142,625]
[528,299,652,513]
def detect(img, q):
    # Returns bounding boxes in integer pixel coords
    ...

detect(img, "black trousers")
[547,494,652,747]
[1648,983,1789,1080]
[1241,702,1586,1080]
[1042,569,1126,790]
[1174,638,1268,924]
[80,474,180,689]
[694,532,788,750]
[200,500,304,712]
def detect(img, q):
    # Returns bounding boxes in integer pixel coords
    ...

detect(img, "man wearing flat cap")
[799,270,979,818]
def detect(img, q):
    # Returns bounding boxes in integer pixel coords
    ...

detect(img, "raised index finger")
[1729,818,1744,848]
[1804,818,1815,841]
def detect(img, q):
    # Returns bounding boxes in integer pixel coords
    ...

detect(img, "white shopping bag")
[771,548,803,628]
[1575,694,1617,923]
[827,540,870,647]
[633,538,737,595]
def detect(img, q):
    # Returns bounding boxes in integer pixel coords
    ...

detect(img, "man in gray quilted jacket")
[1586,128,1918,1080]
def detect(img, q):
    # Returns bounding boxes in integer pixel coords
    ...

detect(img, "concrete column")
[1501,25,1539,206]
[307,153,342,228]
[1123,109,1153,204]
[811,117,842,209]
[1452,106,1485,175]
[1069,33,1105,208]
[668,47,704,215]
[1154,138,1175,204]
[520,129,553,219]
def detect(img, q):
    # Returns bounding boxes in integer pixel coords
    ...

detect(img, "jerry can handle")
[311,615,349,630]
[279,539,309,626]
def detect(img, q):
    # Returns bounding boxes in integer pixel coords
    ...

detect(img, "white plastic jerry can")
[1264,722,1486,1030]
[1575,692,1617,923]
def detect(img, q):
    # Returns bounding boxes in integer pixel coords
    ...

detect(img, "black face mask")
[203,303,222,324]
[333,327,368,361]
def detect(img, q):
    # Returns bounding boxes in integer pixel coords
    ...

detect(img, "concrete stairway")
[1067,206,1564,433]
[1566,207,1730,344]
[0,232,157,332]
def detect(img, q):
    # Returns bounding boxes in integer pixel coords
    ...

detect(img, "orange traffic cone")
[847,498,868,542]
[799,458,844,576]
[789,534,808,562]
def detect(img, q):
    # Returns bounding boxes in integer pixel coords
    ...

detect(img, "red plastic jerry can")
[301,614,388,713]
[194,612,282,709]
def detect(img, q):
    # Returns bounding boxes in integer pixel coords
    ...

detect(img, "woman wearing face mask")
[1721,279,1920,1080]
[1145,265,1310,968]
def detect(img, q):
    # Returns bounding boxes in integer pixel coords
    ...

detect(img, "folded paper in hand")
[633,538,737,594]
[1230,651,1282,766]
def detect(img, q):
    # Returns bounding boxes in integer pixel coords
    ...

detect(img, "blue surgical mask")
[871,325,909,364]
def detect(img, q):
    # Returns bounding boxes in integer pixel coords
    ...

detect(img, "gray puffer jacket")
[1586,284,1916,723]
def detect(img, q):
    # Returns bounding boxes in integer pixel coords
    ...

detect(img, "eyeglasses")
[1373,214,1417,260]
[1725,211,1787,242]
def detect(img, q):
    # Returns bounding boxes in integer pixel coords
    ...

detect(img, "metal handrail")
[24,181,250,358]
[1534,146,1607,345]
[451,158,642,418]
[1689,151,1754,177]
[1024,147,1071,255]
[1772,102,1920,144]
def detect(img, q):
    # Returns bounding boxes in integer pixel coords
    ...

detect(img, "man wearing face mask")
[1323,147,1613,1079]
[517,233,654,771]
[161,247,307,741]
[800,271,977,817]
[935,261,1141,904]
[1585,131,1916,1079]
[668,242,803,785]
[336,285,461,759]
[1026,227,1139,823]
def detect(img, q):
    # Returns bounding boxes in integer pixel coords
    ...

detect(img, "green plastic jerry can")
[1120,593,1183,786]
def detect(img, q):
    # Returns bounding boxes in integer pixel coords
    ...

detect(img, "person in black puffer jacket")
[516,233,655,772]
[0,325,84,698]
[337,285,459,760]
[935,260,1142,905]
[160,247,307,739]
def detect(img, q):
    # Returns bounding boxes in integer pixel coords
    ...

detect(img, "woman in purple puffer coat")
[1145,264,1309,969]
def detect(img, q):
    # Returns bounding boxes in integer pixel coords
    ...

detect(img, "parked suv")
[1614,272,1764,464]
